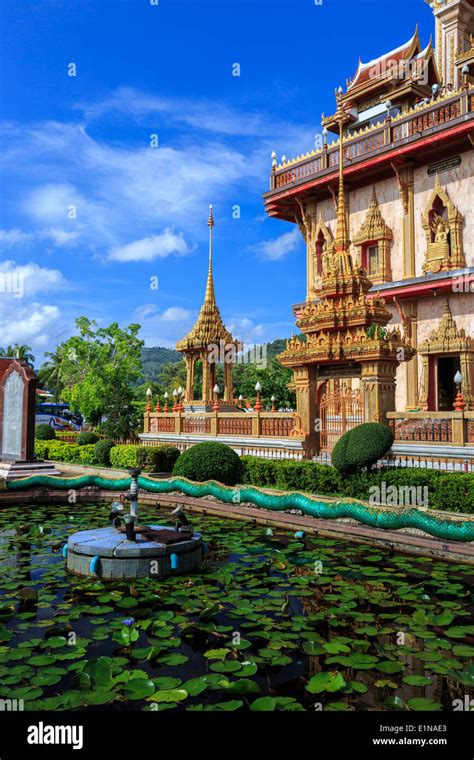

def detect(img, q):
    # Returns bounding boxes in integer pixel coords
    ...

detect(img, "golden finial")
[205,204,216,305]
[334,90,351,259]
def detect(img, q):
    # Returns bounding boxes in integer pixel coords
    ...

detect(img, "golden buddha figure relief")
[422,176,465,274]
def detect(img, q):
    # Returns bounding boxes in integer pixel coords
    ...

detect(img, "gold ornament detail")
[353,188,393,283]
[421,175,465,274]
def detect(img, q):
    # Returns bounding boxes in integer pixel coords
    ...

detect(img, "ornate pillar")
[292,364,318,454]
[202,354,211,404]
[185,354,195,402]
[360,359,398,424]
[224,360,233,404]
[400,163,415,280]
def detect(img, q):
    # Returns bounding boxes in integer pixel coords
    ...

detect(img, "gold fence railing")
[143,411,305,439]
[387,411,474,446]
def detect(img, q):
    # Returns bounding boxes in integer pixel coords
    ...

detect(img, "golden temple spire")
[333,93,353,276]
[334,96,350,256]
[205,204,216,305]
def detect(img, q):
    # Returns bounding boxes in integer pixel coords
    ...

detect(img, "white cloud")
[0,301,60,348]
[108,230,191,262]
[0,226,78,249]
[159,307,192,322]
[0,260,67,297]
[255,228,301,261]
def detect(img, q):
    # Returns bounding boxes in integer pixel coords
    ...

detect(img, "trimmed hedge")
[76,431,100,446]
[35,424,56,440]
[173,442,244,486]
[35,440,180,473]
[137,445,180,472]
[94,439,114,466]
[109,444,180,471]
[241,456,474,514]
[332,422,394,475]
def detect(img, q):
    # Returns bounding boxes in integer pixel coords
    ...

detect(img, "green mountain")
[141,346,182,381]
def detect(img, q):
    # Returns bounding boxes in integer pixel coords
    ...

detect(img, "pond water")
[0,502,473,712]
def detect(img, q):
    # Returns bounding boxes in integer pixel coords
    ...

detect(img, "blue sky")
[0,0,435,362]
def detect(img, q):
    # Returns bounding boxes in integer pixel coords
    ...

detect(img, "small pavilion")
[176,206,242,411]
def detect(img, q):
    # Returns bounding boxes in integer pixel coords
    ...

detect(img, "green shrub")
[78,444,98,465]
[35,439,54,459]
[35,424,56,440]
[173,442,243,486]
[136,445,180,472]
[109,445,140,469]
[76,431,100,446]
[240,456,474,514]
[94,439,114,466]
[332,422,394,475]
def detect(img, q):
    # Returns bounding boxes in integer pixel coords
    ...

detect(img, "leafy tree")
[52,318,144,438]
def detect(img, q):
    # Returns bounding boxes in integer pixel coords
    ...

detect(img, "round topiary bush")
[94,439,114,466]
[331,422,394,476]
[35,423,56,440]
[76,431,100,446]
[172,442,244,486]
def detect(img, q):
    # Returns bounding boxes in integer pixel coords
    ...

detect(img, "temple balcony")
[264,86,474,222]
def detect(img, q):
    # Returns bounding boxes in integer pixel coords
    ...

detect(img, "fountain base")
[66,525,204,579]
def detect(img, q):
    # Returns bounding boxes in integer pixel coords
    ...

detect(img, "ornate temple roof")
[347,29,420,92]
[176,206,239,353]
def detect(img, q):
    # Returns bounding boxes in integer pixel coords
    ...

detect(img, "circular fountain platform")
[66,525,204,580]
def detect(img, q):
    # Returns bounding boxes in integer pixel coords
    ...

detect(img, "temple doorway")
[436,355,460,411]
[319,380,364,451]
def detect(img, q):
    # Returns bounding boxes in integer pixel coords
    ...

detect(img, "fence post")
[252,413,260,437]
[211,413,218,436]
[452,413,465,445]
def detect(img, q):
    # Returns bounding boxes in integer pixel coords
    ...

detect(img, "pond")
[0,502,473,712]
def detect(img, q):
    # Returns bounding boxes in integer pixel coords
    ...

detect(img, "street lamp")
[163,391,169,413]
[255,381,262,413]
[453,371,465,411]
[177,386,184,412]
[146,387,152,413]
[213,383,220,413]
[271,394,276,413]
[238,394,244,408]
[172,388,178,412]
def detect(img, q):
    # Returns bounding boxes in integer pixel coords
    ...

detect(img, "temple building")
[142,0,474,463]
[264,0,474,456]
[175,206,241,412]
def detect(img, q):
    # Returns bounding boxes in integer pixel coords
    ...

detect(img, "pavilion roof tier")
[296,291,394,337]
[176,205,241,355]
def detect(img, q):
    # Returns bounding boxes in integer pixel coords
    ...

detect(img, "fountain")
[64,468,205,579]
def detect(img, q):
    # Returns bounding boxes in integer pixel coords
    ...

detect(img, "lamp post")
[146,387,152,413]
[213,383,220,413]
[453,371,465,411]
[172,389,178,412]
[462,64,470,89]
[238,394,244,408]
[255,382,262,413]
[177,385,184,413]
[271,394,276,413]
[155,394,161,412]
[163,391,169,413]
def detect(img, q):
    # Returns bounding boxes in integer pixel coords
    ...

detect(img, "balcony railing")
[144,411,304,439]
[270,87,473,192]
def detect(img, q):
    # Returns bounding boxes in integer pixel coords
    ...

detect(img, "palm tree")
[38,347,65,399]
[0,344,35,366]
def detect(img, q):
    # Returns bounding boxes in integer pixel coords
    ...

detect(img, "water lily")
[122,618,135,627]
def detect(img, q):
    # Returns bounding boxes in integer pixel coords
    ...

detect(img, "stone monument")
[0,358,59,480]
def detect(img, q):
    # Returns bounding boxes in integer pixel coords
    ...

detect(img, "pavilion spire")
[205,204,216,305]
[334,98,350,255]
